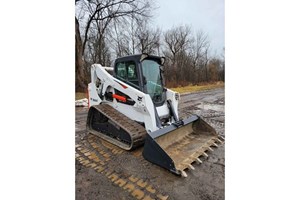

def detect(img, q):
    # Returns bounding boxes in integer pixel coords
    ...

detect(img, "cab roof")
[115,54,163,65]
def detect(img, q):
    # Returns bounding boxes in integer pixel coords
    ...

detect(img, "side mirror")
[143,76,147,85]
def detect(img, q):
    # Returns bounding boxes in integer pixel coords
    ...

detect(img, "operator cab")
[114,54,166,106]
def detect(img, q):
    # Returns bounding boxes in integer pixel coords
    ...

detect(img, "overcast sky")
[153,0,224,56]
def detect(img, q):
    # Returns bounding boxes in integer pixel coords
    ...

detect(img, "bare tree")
[160,25,220,86]
[135,20,161,54]
[107,13,160,58]
[75,0,153,92]
[219,47,225,81]
[162,25,192,86]
[81,0,151,55]
[207,58,220,82]
[75,17,86,91]
[75,0,223,90]
[202,46,210,82]
[188,31,210,83]
[163,25,191,62]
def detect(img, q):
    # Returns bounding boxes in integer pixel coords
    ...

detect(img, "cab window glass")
[116,62,127,80]
[128,64,136,79]
[115,61,138,87]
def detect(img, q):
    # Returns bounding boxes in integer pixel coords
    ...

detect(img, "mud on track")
[76,88,225,200]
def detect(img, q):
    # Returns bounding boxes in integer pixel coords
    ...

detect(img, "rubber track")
[88,104,147,150]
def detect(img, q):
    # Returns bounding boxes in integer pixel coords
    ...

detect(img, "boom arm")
[88,64,159,132]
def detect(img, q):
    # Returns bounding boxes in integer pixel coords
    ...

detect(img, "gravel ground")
[75,88,225,200]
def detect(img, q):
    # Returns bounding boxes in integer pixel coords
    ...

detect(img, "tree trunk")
[75,17,87,92]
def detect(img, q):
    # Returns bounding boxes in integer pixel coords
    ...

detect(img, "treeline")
[75,0,224,92]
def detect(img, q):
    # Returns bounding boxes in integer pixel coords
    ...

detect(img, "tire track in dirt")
[76,134,169,200]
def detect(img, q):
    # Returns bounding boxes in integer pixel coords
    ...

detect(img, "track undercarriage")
[87,103,224,177]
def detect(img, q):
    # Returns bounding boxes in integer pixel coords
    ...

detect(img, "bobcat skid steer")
[86,54,224,177]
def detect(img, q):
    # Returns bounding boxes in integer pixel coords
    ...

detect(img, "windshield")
[141,59,164,102]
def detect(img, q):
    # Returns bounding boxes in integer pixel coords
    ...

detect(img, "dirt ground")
[75,88,225,200]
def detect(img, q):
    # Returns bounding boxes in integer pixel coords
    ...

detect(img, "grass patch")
[170,82,224,94]
[75,92,87,100]
[75,82,224,99]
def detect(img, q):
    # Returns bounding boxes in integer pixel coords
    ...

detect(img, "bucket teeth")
[203,152,209,157]
[196,158,202,164]
[217,139,223,144]
[213,143,218,147]
[217,136,225,143]
[188,164,195,170]
[208,147,214,151]
[180,170,187,178]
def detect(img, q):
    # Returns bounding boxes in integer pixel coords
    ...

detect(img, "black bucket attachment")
[142,115,223,177]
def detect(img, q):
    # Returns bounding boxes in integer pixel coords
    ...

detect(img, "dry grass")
[75,82,224,99]
[170,82,224,94]
[75,92,87,100]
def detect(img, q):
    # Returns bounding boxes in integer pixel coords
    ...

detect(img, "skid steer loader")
[86,54,224,177]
